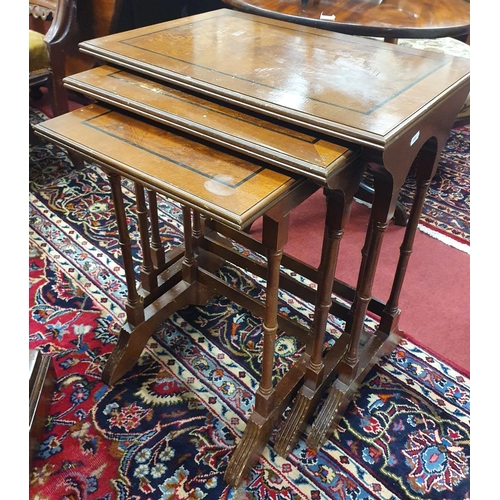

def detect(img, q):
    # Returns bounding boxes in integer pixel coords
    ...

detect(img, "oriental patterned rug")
[29,109,470,499]
[398,125,470,252]
[363,125,470,253]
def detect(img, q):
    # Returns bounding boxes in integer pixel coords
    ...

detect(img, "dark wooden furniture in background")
[33,8,470,488]
[112,0,224,31]
[222,0,470,42]
[57,0,225,78]
[29,0,81,116]
[29,349,56,472]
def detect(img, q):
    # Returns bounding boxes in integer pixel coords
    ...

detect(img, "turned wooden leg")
[147,188,166,268]
[135,182,157,293]
[379,149,436,333]
[107,172,144,327]
[344,213,374,333]
[344,220,388,373]
[255,219,283,416]
[224,213,290,487]
[192,210,203,252]
[102,172,148,387]
[102,190,203,387]
[181,206,197,283]
[306,215,390,449]
[274,188,352,456]
[307,174,393,449]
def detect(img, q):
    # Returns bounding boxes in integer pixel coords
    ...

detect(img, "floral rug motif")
[29,109,470,499]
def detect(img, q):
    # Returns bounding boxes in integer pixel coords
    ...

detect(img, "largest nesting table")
[33,8,470,488]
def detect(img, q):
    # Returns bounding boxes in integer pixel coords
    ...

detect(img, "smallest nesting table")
[33,96,364,486]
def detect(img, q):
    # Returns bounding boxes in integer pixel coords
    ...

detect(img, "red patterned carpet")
[28,108,470,499]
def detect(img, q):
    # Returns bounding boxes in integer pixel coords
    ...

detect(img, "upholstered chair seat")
[29,0,79,116]
[29,29,51,74]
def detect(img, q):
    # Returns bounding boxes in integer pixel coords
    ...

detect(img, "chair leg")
[29,85,44,101]
[47,74,69,116]
[47,51,69,116]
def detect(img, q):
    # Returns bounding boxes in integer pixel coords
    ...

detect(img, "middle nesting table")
[34,65,379,487]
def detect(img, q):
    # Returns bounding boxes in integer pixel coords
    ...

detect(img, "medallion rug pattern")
[29,110,470,499]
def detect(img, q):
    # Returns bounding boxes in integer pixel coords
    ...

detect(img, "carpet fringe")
[417,224,470,254]
[353,197,372,209]
[354,198,470,254]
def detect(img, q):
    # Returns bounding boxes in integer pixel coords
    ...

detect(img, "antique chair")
[29,0,80,117]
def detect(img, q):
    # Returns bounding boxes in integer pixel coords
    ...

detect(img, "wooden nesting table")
[33,8,470,488]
